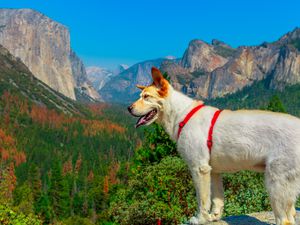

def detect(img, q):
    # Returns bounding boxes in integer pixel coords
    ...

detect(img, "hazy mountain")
[100,58,174,102]
[114,64,129,75]
[86,66,114,91]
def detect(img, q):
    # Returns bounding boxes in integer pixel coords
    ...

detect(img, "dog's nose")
[127,105,133,113]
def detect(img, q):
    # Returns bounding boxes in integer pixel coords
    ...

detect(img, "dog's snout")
[127,105,133,113]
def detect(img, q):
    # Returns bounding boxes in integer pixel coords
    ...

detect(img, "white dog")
[128,67,300,225]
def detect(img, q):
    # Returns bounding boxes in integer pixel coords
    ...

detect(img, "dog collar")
[177,104,223,153]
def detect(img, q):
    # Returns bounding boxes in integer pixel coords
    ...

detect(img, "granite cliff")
[162,28,300,100]
[0,8,99,101]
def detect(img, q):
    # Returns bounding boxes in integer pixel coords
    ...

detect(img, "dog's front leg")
[189,164,212,225]
[211,173,224,221]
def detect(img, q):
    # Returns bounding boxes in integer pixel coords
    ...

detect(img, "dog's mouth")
[135,109,158,128]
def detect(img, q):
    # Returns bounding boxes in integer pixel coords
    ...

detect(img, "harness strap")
[177,104,205,139]
[207,110,223,152]
[177,104,223,153]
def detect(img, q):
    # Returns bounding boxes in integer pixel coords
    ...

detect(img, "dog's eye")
[143,94,149,99]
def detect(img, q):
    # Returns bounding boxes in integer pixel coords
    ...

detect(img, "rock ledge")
[183,210,300,225]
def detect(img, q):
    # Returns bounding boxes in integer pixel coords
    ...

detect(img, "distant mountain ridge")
[86,64,129,93]
[99,58,175,102]
[0,8,100,101]
[98,28,300,103]
[162,27,300,100]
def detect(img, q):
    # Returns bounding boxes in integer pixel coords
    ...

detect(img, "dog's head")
[127,67,169,128]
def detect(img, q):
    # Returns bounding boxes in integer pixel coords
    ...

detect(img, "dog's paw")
[211,212,222,221]
[211,208,223,221]
[211,204,224,221]
[188,216,208,225]
[189,216,200,225]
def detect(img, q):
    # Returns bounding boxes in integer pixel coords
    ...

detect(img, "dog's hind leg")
[189,164,212,225]
[286,202,296,224]
[211,173,224,221]
[265,158,298,225]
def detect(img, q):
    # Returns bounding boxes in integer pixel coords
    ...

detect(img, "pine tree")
[266,95,287,113]
[13,182,34,215]
[49,160,70,219]
[28,164,42,210]
[36,193,52,224]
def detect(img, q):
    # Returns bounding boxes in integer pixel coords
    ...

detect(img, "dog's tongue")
[135,115,147,128]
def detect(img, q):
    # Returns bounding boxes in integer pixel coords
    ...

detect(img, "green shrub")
[0,204,42,225]
[107,156,196,225]
[63,215,94,225]
[223,171,271,216]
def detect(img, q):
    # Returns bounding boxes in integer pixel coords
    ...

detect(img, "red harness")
[177,104,223,153]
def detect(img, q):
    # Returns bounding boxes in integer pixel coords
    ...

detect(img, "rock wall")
[162,28,300,100]
[0,9,99,101]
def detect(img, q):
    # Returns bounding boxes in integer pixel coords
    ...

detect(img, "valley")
[0,6,300,225]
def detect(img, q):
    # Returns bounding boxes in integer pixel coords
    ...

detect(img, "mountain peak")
[181,39,228,72]
[212,39,232,49]
[278,27,300,44]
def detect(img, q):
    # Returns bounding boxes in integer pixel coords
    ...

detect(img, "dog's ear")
[136,84,146,90]
[151,67,169,97]
[151,67,165,88]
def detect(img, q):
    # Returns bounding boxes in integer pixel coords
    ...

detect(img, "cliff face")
[0,9,99,101]
[161,28,300,100]
[70,50,101,101]
[0,44,83,114]
[181,39,229,73]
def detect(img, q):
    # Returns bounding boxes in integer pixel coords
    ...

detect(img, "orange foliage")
[13,151,26,166]
[103,175,109,195]
[103,161,120,195]
[1,149,9,162]
[0,162,17,201]
[30,105,67,129]
[0,129,15,146]
[29,104,125,136]
[0,129,26,166]
[7,162,16,194]
[81,119,125,136]
[108,161,120,185]
[87,170,94,182]
[87,103,107,116]
[63,158,73,175]
[0,92,125,137]
[75,154,82,173]
[1,91,29,116]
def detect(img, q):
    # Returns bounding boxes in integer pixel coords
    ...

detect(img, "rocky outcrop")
[162,28,300,100]
[181,40,229,73]
[182,211,300,225]
[0,8,99,101]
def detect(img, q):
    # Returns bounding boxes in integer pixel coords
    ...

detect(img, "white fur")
[156,85,300,225]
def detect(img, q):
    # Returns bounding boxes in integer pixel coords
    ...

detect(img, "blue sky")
[1,0,300,69]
